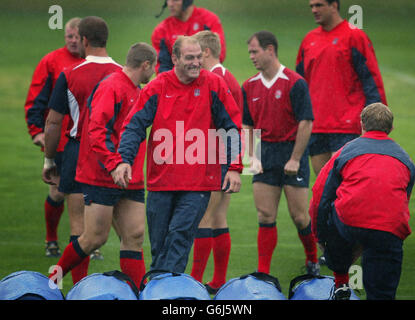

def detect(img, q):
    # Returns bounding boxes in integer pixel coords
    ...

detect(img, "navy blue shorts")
[253,141,310,188]
[54,151,64,176]
[308,133,359,156]
[82,183,145,206]
[58,138,83,194]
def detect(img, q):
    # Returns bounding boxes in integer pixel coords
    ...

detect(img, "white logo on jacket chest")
[193,23,200,31]
[194,88,200,97]
[275,90,282,99]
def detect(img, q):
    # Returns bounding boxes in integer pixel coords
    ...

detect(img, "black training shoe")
[333,284,351,300]
[205,283,220,295]
[45,241,61,258]
[306,261,320,277]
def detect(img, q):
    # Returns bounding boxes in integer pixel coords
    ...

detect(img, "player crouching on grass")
[310,103,415,300]
[49,43,157,288]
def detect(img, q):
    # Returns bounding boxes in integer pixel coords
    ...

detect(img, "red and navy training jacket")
[309,131,415,242]
[151,6,226,74]
[24,46,83,151]
[242,65,314,142]
[75,70,145,189]
[296,20,387,135]
[49,56,121,142]
[118,69,242,191]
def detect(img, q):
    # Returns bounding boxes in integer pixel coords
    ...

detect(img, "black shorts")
[308,133,359,156]
[82,184,145,206]
[54,151,63,176]
[58,139,83,194]
[253,141,310,188]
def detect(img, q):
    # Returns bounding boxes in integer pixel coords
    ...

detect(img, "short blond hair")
[172,35,200,59]
[65,17,81,30]
[361,103,393,134]
[193,30,221,59]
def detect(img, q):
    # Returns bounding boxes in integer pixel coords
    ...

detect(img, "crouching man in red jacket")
[309,103,415,300]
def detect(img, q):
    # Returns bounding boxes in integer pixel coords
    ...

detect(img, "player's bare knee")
[78,233,105,253]
[122,227,145,247]
[257,208,276,224]
[88,231,109,251]
[291,213,309,230]
[49,186,64,203]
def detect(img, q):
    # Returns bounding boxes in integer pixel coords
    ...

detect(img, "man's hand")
[222,170,241,193]
[33,133,45,148]
[111,163,132,189]
[42,158,58,185]
[249,157,263,175]
[284,158,300,176]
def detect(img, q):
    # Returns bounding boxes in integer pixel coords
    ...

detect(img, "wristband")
[44,157,56,169]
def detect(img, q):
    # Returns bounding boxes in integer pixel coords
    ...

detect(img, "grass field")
[0,0,414,299]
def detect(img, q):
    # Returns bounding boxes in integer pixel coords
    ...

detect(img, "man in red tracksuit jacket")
[190,30,243,293]
[296,0,387,176]
[24,17,83,257]
[112,36,242,275]
[309,103,415,300]
[152,0,226,74]
[47,43,157,289]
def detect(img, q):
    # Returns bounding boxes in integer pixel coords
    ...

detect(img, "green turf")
[0,0,414,299]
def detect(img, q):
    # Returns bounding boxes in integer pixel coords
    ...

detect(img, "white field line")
[382,66,415,86]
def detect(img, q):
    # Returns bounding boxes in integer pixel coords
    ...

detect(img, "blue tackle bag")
[289,274,360,300]
[0,270,64,300]
[139,270,211,300]
[214,272,287,300]
[66,270,140,300]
